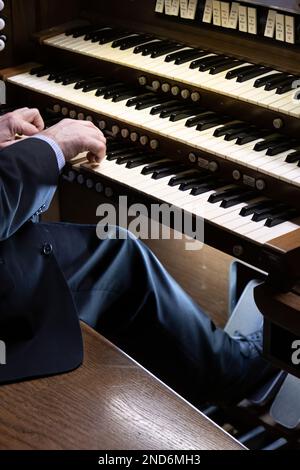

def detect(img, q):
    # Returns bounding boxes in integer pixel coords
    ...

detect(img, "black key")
[104,84,130,99]
[210,59,244,75]
[189,54,218,69]
[108,149,143,162]
[66,24,98,38]
[30,65,51,77]
[55,69,82,83]
[286,150,300,164]
[137,96,171,110]
[196,116,230,132]
[178,177,211,192]
[236,66,272,83]
[118,35,154,50]
[185,112,215,128]
[107,146,138,158]
[266,141,299,156]
[141,160,177,175]
[168,170,206,187]
[276,77,299,95]
[152,165,187,180]
[126,93,156,108]
[170,108,202,122]
[220,191,257,208]
[223,126,252,141]
[213,121,246,138]
[113,88,145,102]
[83,80,109,93]
[151,44,184,59]
[265,209,300,227]
[126,93,156,107]
[55,68,79,83]
[240,200,274,217]
[254,72,286,88]
[96,82,124,96]
[102,31,133,45]
[117,152,157,165]
[84,27,112,41]
[253,135,285,152]
[198,56,229,72]
[223,126,257,143]
[175,50,208,65]
[106,140,135,152]
[160,104,188,119]
[116,150,146,164]
[74,76,104,89]
[150,100,185,115]
[265,75,294,91]
[134,40,172,56]
[226,64,259,80]
[132,40,155,54]
[62,73,85,86]
[126,155,163,169]
[112,34,139,48]
[87,28,124,43]
[236,130,264,146]
[107,150,136,162]
[190,181,224,195]
[208,187,243,204]
[94,30,130,45]
[252,204,289,222]
[48,67,75,81]
[133,40,160,54]
[106,140,128,151]
[165,48,204,63]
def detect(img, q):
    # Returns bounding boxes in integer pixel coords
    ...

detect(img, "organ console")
[1,0,300,449]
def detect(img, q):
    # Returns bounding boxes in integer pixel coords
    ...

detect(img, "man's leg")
[41,222,267,407]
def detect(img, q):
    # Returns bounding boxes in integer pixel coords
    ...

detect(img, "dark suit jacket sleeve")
[0,138,59,241]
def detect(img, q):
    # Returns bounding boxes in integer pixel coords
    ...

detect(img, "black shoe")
[219,329,279,406]
[232,329,264,358]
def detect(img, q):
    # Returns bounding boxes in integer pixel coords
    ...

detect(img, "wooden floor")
[0,323,244,450]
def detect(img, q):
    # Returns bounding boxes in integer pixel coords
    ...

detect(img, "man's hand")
[40,119,107,164]
[0,108,45,147]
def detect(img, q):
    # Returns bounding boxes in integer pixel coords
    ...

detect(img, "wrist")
[33,135,66,171]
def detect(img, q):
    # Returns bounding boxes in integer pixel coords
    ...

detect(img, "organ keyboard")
[44,26,300,119]
[2,0,300,387]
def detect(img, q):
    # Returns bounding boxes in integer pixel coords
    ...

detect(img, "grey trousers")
[44,222,250,406]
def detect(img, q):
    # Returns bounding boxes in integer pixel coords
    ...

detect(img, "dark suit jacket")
[0,138,83,384]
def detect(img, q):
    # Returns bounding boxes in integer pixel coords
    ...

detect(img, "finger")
[14,107,29,115]
[19,121,42,136]
[84,126,107,144]
[84,138,107,163]
[88,129,107,146]
[22,108,45,131]
[86,152,98,165]
[74,121,106,141]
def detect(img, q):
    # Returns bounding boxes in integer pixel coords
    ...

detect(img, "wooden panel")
[267,229,300,254]
[0,323,244,450]
[239,0,300,13]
